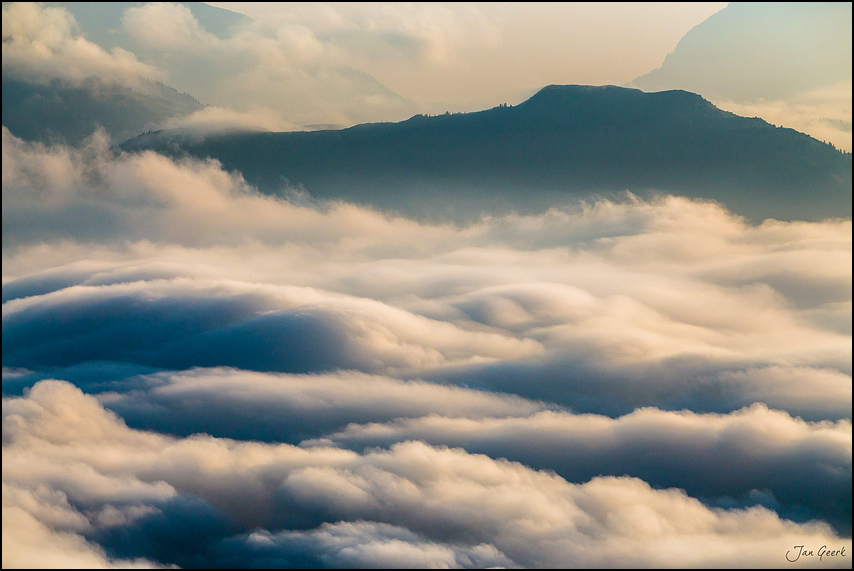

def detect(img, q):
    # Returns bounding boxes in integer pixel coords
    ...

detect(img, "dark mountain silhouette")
[122,85,852,222]
[2,75,204,145]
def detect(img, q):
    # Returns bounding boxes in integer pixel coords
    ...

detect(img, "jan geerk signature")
[786,545,847,563]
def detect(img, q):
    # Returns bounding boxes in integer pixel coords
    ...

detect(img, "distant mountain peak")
[121,84,851,223]
[525,84,707,104]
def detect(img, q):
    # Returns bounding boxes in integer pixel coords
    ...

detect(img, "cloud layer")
[4,381,851,568]
[1,127,851,567]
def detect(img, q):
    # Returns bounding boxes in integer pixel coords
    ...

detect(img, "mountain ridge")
[122,84,852,223]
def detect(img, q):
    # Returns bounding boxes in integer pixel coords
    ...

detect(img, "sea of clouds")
[2,125,851,568]
[3,2,851,567]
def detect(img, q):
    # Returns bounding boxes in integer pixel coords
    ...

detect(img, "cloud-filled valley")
[2,123,851,567]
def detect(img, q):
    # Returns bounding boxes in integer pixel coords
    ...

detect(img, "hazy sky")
[205,2,729,107]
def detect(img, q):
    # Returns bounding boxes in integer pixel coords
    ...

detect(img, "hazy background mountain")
[123,84,852,223]
[629,2,852,151]
[1,75,203,144]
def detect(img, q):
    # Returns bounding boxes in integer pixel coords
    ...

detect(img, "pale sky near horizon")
[204,2,730,109]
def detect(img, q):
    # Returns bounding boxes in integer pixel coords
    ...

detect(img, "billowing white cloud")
[1,2,163,88]
[1,273,543,379]
[122,2,221,54]
[2,502,164,569]
[120,1,502,120]
[80,366,850,533]
[118,2,418,128]
[99,367,551,442]
[240,521,517,569]
[315,402,852,531]
[4,381,850,569]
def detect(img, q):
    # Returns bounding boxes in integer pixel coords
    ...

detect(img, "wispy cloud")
[711,81,854,152]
